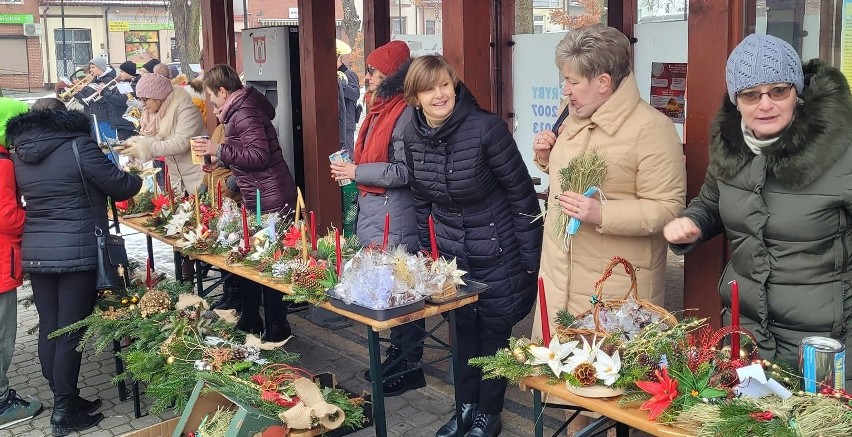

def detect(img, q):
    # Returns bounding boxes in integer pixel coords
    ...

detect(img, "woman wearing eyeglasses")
[664,33,852,386]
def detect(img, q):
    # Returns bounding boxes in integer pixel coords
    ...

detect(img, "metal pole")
[243,0,248,29]
[61,0,67,77]
[398,0,402,34]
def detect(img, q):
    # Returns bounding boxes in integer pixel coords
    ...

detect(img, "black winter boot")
[75,396,102,415]
[50,398,104,436]
[211,283,242,312]
[435,403,477,437]
[382,360,426,397]
[465,412,502,437]
[363,345,403,382]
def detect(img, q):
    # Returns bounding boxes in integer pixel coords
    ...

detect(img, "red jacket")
[0,147,24,291]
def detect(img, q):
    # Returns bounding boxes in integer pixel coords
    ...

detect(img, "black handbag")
[71,139,129,291]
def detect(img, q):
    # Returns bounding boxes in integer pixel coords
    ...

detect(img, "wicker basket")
[556,256,678,342]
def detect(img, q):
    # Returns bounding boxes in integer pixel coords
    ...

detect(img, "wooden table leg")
[367,328,387,437]
[448,310,464,434]
[533,389,544,437]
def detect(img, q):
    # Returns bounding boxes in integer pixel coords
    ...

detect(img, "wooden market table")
[521,376,694,437]
[120,215,186,279]
[118,216,478,437]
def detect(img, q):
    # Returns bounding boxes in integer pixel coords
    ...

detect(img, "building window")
[533,15,545,34]
[54,29,92,78]
[533,0,562,7]
[425,19,436,35]
[392,17,407,35]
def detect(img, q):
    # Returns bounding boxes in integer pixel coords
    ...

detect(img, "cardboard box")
[121,417,179,437]
[172,381,280,437]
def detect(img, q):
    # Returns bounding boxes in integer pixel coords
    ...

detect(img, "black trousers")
[231,277,289,335]
[389,320,425,362]
[454,305,512,414]
[30,271,98,403]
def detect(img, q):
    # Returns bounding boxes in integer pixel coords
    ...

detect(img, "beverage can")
[329,150,353,186]
[799,336,845,393]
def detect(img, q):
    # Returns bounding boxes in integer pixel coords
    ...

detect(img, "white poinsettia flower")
[563,335,600,373]
[526,337,578,377]
[593,349,621,386]
[165,210,192,236]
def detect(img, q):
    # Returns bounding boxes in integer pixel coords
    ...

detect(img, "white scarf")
[741,120,779,156]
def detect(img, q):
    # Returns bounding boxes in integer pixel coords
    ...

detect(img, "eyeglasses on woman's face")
[736,85,794,105]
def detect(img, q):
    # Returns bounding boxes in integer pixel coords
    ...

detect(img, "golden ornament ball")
[131,295,139,304]
[121,298,129,305]
[511,347,527,364]
[128,304,137,311]
[166,356,176,365]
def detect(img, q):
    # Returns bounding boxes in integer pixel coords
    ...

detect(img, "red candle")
[310,211,317,251]
[381,213,390,251]
[334,228,342,276]
[216,180,222,210]
[428,215,438,260]
[163,164,174,207]
[729,280,740,360]
[241,204,250,250]
[538,277,551,344]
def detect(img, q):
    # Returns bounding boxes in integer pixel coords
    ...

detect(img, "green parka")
[673,59,852,384]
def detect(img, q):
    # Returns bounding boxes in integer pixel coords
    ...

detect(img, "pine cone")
[102,307,129,320]
[602,343,619,357]
[138,290,172,317]
[574,362,598,386]
[178,308,199,322]
[225,251,245,265]
[193,239,210,253]
[293,270,321,290]
[637,353,654,368]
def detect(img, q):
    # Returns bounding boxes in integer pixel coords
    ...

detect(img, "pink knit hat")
[136,73,173,100]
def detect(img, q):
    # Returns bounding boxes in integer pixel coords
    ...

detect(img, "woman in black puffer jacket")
[403,55,543,437]
[7,105,141,436]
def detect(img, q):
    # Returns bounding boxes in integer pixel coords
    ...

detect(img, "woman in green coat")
[665,33,852,385]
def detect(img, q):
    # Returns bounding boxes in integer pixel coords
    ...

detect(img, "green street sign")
[0,14,34,24]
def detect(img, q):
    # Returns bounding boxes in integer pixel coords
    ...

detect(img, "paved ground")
[2,227,685,437]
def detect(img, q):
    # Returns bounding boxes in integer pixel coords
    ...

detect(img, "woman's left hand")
[330,162,356,182]
[192,138,219,156]
[556,191,602,226]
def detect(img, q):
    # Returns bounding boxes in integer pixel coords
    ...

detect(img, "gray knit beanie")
[725,34,804,103]
[89,57,109,73]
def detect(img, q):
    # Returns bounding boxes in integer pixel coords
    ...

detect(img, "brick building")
[0,0,44,91]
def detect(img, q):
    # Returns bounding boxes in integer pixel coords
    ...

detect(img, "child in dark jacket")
[0,97,43,429]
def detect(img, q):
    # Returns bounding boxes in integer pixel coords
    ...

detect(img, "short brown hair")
[203,64,243,94]
[403,55,459,106]
[31,98,65,111]
[554,25,632,90]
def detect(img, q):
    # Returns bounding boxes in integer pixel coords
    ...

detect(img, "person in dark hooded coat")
[6,105,141,436]
[403,54,543,437]
[665,34,852,387]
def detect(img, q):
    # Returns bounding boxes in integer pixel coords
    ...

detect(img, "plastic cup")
[190,135,209,165]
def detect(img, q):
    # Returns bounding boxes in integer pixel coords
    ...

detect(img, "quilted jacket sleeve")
[219,110,272,171]
[482,117,544,272]
[77,137,143,201]
[670,170,725,254]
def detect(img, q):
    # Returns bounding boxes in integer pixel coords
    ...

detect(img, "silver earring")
[736,105,740,110]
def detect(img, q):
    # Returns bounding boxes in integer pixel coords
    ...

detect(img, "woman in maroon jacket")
[193,64,296,341]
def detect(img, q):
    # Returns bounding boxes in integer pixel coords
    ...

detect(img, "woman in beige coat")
[533,25,686,338]
[121,72,204,195]
[532,24,686,435]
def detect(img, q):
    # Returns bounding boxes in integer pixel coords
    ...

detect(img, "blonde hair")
[403,55,459,106]
[554,25,632,89]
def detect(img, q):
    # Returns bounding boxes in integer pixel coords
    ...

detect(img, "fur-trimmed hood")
[374,59,412,100]
[709,59,852,190]
[7,109,93,164]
